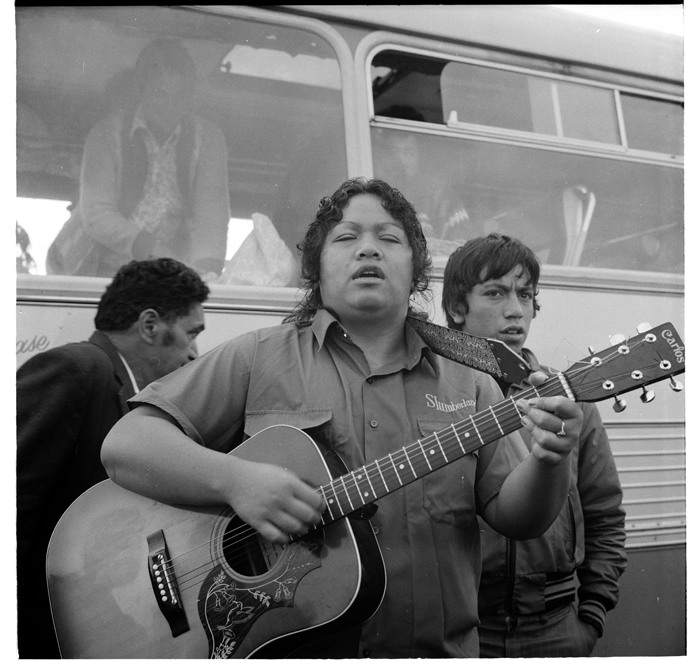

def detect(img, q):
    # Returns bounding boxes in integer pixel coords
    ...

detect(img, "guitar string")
[167,349,656,593]
[158,345,660,593]
[169,354,651,594]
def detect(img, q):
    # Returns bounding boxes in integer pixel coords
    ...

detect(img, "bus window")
[16,6,347,284]
[620,94,684,156]
[371,128,682,273]
[371,51,447,124]
[440,61,621,145]
[371,50,683,275]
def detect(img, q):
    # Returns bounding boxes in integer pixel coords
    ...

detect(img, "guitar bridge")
[147,529,189,637]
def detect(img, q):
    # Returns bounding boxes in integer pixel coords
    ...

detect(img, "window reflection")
[371,128,683,274]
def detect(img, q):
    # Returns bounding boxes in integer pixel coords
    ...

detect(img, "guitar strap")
[407,316,531,384]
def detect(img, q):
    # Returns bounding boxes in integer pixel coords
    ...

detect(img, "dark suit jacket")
[16,330,135,658]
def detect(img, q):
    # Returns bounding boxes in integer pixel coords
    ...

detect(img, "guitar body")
[46,426,386,659]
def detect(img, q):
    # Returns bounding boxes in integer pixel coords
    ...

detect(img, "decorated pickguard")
[197,539,322,659]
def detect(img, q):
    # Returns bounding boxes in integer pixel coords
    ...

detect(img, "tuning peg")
[640,386,655,403]
[636,322,652,334]
[669,376,684,392]
[588,346,596,355]
[609,334,626,346]
[612,396,627,413]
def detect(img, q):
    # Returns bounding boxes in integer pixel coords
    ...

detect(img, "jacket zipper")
[505,537,517,631]
[567,494,576,562]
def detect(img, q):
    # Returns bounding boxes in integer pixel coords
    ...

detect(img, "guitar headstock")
[564,323,685,404]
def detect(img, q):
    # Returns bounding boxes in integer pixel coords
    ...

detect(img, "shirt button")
[372,525,380,535]
[363,649,371,657]
[367,377,374,384]
[370,420,379,428]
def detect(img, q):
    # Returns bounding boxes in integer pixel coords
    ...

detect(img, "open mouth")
[501,327,524,336]
[352,265,385,280]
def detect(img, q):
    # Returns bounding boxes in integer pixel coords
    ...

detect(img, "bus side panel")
[597,421,686,656]
[16,303,97,369]
[16,303,289,369]
[609,421,686,548]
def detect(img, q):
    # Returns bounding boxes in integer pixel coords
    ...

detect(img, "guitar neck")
[315,374,572,527]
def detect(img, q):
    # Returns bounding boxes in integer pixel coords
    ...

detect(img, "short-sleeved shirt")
[130,309,523,658]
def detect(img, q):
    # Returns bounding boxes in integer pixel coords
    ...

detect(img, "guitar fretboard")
[315,375,569,526]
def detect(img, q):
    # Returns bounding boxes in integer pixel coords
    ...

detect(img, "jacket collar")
[88,331,137,414]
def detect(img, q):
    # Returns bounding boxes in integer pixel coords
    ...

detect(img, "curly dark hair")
[284,177,432,325]
[442,233,541,330]
[94,258,209,331]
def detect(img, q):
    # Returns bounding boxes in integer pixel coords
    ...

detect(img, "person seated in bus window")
[46,38,230,282]
[101,178,584,659]
[17,258,209,659]
[442,233,627,658]
[373,106,470,243]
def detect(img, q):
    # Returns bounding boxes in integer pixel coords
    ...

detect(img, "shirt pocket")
[244,408,333,442]
[419,419,478,529]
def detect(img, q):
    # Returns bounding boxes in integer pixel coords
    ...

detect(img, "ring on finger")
[556,420,566,437]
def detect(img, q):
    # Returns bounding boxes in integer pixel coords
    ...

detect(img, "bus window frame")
[363,40,683,162]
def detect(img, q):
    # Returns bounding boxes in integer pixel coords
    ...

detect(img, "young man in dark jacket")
[443,233,626,657]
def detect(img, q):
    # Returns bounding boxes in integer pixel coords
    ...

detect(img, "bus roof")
[277,5,683,84]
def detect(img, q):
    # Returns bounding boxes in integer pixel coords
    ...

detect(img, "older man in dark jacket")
[17,257,209,658]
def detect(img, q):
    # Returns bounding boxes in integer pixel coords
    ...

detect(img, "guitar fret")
[418,438,433,471]
[371,459,390,493]
[324,481,346,519]
[434,432,449,462]
[471,415,484,445]
[403,446,418,478]
[387,452,403,485]
[452,423,466,453]
[338,474,358,510]
[350,470,369,503]
[320,486,336,521]
[361,465,377,498]
[395,449,415,482]
[489,406,505,436]
[510,396,521,416]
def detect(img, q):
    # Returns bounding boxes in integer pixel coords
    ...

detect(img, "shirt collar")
[116,351,140,394]
[310,308,343,351]
[406,319,438,375]
[310,308,437,375]
[130,106,181,144]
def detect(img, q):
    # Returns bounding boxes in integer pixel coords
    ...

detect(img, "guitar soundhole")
[222,515,285,577]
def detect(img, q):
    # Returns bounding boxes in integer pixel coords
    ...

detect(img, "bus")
[15,5,684,656]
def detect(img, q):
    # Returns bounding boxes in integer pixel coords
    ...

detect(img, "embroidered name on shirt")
[425,394,476,412]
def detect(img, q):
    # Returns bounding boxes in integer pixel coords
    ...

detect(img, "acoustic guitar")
[46,322,684,658]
